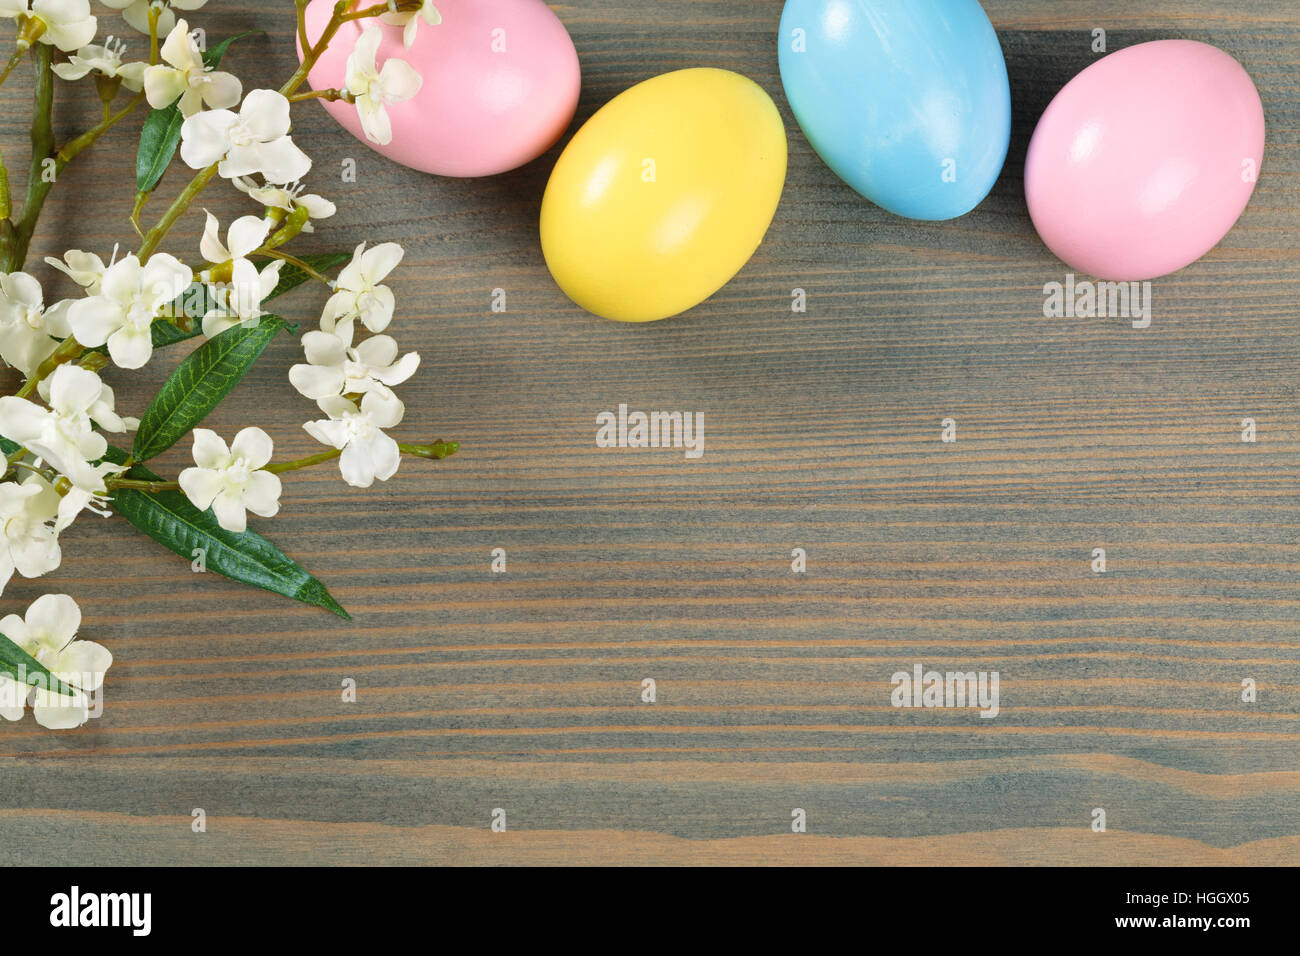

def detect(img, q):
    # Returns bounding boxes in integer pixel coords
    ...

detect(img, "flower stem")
[257,248,332,287]
[289,87,350,103]
[0,43,53,272]
[265,448,342,474]
[105,442,458,494]
[0,46,23,89]
[137,163,219,261]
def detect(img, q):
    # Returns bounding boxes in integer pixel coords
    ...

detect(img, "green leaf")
[134,30,261,192]
[0,632,80,699]
[133,315,287,462]
[107,455,349,619]
[135,104,184,192]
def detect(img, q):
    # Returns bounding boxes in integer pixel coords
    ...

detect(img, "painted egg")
[301,0,581,177]
[540,68,787,323]
[1025,40,1265,281]
[777,0,1011,220]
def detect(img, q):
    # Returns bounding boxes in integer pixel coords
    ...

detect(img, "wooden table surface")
[1,0,1298,866]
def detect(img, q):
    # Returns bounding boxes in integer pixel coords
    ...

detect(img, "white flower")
[201,257,282,338]
[66,252,191,369]
[44,249,107,293]
[232,177,335,233]
[303,391,404,488]
[344,26,422,146]
[101,0,208,37]
[0,594,111,730]
[379,0,440,50]
[0,0,97,53]
[290,322,419,401]
[52,36,147,90]
[144,19,240,116]
[178,427,281,533]
[199,210,269,268]
[0,272,71,377]
[0,365,133,491]
[320,241,403,335]
[55,459,125,532]
[0,474,61,596]
[180,88,311,184]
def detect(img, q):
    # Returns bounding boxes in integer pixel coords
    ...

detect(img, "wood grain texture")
[1,0,1298,865]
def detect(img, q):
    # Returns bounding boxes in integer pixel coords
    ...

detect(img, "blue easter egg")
[778,0,1012,220]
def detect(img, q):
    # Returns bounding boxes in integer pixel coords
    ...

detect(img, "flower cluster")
[0,2,448,728]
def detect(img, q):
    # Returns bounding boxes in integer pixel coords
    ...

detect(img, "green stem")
[258,248,332,287]
[266,448,341,474]
[105,442,458,493]
[0,46,23,89]
[137,163,219,261]
[0,44,52,272]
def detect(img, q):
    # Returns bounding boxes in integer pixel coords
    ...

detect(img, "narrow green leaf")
[108,456,348,619]
[135,103,184,192]
[0,632,80,699]
[133,315,287,462]
[134,31,261,192]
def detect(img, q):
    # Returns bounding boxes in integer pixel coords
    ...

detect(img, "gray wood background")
[1,0,1298,865]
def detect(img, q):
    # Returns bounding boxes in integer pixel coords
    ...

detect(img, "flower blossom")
[232,177,335,232]
[380,0,440,50]
[0,474,60,596]
[320,241,404,335]
[67,251,191,369]
[0,272,71,377]
[0,0,97,53]
[0,594,111,730]
[180,88,311,184]
[178,427,281,533]
[144,18,240,116]
[52,36,147,89]
[344,26,421,146]
[289,323,419,402]
[303,391,404,488]
[0,365,135,491]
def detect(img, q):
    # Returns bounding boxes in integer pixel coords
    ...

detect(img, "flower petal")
[242,470,282,517]
[106,326,153,370]
[199,209,229,262]
[180,110,238,169]
[227,215,271,260]
[202,69,242,110]
[190,428,230,469]
[25,593,80,650]
[178,466,224,511]
[55,638,111,691]
[240,88,292,141]
[48,365,104,415]
[210,487,248,532]
[289,363,345,400]
[230,426,273,469]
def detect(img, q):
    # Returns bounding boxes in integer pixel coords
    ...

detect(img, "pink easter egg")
[300,0,581,177]
[1024,40,1265,281]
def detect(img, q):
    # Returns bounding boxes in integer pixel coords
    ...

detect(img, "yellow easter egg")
[540,68,787,322]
